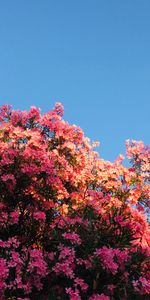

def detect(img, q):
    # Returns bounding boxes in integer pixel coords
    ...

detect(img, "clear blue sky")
[0,0,150,161]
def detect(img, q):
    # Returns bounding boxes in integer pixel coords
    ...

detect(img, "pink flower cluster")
[0,103,149,299]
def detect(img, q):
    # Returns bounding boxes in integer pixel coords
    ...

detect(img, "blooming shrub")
[0,103,150,300]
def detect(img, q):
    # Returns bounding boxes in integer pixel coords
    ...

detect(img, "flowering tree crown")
[0,103,150,300]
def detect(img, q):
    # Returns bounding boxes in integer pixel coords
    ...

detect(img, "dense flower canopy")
[0,103,150,300]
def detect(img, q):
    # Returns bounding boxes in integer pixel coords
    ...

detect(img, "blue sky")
[0,0,150,161]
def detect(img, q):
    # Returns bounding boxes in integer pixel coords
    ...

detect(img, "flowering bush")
[0,103,149,300]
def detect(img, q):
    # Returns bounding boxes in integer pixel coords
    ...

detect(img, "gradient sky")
[0,0,150,161]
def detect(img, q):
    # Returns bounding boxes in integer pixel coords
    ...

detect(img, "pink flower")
[7,237,20,248]
[63,232,81,245]
[11,110,23,126]
[95,247,118,275]
[0,212,8,227]
[10,211,19,224]
[8,251,23,268]
[74,277,88,291]
[0,258,9,290]
[53,260,75,279]
[1,174,16,189]
[27,106,41,122]
[114,215,123,223]
[114,154,125,164]
[54,102,64,117]
[133,277,150,295]
[0,104,11,121]
[66,287,81,300]
[33,211,46,221]
[59,246,74,259]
